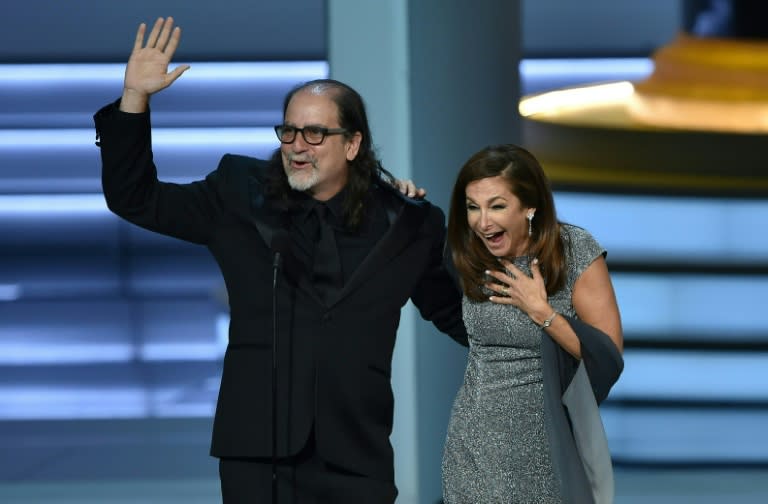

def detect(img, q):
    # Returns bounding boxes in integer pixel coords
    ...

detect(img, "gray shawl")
[541,315,624,504]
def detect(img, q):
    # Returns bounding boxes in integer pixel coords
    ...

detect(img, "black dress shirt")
[290,186,389,296]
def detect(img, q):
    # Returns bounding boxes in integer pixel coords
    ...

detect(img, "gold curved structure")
[520,34,768,195]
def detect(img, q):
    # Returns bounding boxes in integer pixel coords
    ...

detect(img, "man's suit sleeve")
[94,100,221,245]
[410,206,468,346]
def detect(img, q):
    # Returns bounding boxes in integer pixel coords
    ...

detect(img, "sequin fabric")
[442,224,605,503]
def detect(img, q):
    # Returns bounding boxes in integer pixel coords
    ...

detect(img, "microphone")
[271,230,292,274]
[269,231,292,504]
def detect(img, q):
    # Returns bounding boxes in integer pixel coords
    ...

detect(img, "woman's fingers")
[530,257,541,279]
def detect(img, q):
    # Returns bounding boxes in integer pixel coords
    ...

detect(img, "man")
[94,17,466,503]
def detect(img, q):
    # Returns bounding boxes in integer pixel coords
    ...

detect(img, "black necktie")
[312,203,343,301]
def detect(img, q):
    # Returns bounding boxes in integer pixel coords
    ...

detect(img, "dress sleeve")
[563,224,606,287]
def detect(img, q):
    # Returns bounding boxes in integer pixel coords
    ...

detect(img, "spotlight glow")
[519,81,635,118]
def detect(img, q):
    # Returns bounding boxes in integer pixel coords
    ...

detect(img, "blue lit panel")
[0,299,222,366]
[0,127,278,149]
[0,61,327,194]
[0,62,328,128]
[8,381,218,420]
[127,253,221,296]
[0,195,115,248]
[0,62,327,82]
[0,297,223,420]
[611,350,768,401]
[603,407,768,462]
[614,274,768,336]
[139,300,224,361]
[0,301,135,365]
[0,385,149,420]
[555,192,768,263]
[520,57,653,95]
[0,254,122,300]
[0,194,108,214]
[0,127,281,193]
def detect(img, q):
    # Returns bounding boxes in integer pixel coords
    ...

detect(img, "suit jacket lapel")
[247,172,431,308]
[326,197,429,307]
[247,177,278,250]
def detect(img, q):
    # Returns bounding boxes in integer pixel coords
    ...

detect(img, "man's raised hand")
[120,17,190,113]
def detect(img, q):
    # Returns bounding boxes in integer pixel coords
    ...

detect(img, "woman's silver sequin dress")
[442,224,604,503]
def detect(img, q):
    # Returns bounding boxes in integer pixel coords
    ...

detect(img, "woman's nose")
[478,211,491,230]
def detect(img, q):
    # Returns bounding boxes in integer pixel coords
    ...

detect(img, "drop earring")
[527,211,534,237]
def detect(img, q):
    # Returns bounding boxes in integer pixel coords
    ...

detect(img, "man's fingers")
[395,179,427,198]
[133,23,147,53]
[163,27,183,56]
[145,17,165,48]
[167,64,190,85]
[156,17,176,52]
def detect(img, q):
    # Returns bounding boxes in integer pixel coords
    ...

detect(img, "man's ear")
[346,132,363,161]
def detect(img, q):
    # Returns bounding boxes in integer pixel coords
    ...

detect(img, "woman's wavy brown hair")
[447,144,566,301]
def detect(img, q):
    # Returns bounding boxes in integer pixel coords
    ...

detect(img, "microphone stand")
[271,250,282,504]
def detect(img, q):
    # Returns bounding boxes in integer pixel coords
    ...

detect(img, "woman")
[441,144,624,503]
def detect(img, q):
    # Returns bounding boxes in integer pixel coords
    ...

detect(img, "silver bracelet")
[541,311,558,329]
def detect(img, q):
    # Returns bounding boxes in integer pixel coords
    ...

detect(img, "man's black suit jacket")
[94,103,467,482]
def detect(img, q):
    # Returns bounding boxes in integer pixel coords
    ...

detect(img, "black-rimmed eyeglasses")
[274,124,348,145]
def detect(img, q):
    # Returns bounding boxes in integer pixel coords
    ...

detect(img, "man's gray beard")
[285,166,320,192]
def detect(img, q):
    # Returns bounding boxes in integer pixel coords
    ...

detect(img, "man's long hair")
[265,79,396,230]
[447,144,566,301]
